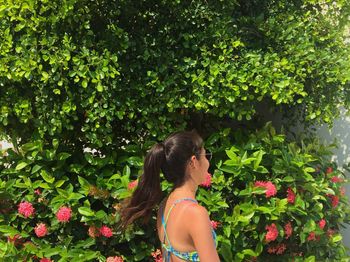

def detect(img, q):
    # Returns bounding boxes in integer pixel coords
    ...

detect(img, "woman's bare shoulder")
[184,203,210,222]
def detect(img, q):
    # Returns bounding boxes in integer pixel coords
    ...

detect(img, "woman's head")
[120,130,206,228]
[161,130,204,187]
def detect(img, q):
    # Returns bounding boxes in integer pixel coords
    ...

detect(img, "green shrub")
[205,124,350,261]
[1,124,349,261]
[1,0,350,148]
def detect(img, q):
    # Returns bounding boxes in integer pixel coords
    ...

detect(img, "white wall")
[313,108,350,248]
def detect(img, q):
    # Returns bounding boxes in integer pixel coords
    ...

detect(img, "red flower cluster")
[326,194,339,208]
[40,259,52,262]
[151,249,162,262]
[284,222,292,239]
[18,201,35,218]
[307,232,317,241]
[254,181,277,198]
[106,256,124,262]
[330,176,343,183]
[56,206,72,222]
[265,223,278,242]
[318,219,326,230]
[34,223,48,237]
[267,243,286,255]
[287,188,296,204]
[99,225,113,238]
[88,225,113,238]
[326,167,333,174]
[200,173,212,188]
[128,180,138,190]
[210,220,220,230]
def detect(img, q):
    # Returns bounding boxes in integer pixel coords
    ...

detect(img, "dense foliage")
[1,124,349,261]
[1,0,350,148]
[1,0,350,261]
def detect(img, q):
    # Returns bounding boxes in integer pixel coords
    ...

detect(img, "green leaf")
[304,256,315,262]
[78,207,95,216]
[16,161,28,170]
[40,170,55,184]
[331,234,342,243]
[31,164,42,174]
[43,247,62,257]
[57,152,71,161]
[282,176,294,182]
[95,210,107,219]
[0,226,19,235]
[242,249,257,256]
[82,80,88,88]
[78,176,90,190]
[220,242,233,262]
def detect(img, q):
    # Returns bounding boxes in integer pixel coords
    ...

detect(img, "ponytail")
[120,143,164,228]
[120,130,203,228]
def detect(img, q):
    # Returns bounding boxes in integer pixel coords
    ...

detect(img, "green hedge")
[1,124,349,261]
[1,0,350,148]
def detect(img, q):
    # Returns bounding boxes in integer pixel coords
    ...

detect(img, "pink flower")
[210,220,219,230]
[330,176,343,183]
[151,249,162,262]
[200,173,212,188]
[128,180,138,190]
[326,194,339,208]
[284,222,292,239]
[18,201,35,218]
[329,195,339,208]
[287,188,296,204]
[318,219,326,230]
[99,225,113,238]
[34,223,48,237]
[326,167,333,174]
[265,223,278,242]
[40,258,52,262]
[307,231,316,241]
[34,189,41,195]
[254,181,277,198]
[56,206,72,222]
[106,256,124,262]
[88,226,101,238]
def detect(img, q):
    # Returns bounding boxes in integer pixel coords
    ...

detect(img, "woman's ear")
[189,155,197,168]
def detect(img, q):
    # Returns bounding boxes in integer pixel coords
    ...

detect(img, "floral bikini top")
[161,198,217,262]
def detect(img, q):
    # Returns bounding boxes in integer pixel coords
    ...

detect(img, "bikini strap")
[161,198,198,246]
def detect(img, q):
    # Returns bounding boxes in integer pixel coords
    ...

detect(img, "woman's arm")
[186,205,220,262]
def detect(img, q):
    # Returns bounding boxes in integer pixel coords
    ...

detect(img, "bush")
[1,124,349,261]
[205,124,350,261]
[1,0,350,148]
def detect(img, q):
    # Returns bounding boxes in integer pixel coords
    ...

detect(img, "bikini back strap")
[162,198,198,244]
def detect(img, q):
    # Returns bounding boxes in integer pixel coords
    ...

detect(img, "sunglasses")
[197,151,212,161]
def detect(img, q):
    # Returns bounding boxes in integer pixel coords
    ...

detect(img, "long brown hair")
[120,131,203,228]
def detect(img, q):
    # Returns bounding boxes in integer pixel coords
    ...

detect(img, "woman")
[121,131,220,261]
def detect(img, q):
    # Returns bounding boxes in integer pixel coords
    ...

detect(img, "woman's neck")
[171,181,198,200]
